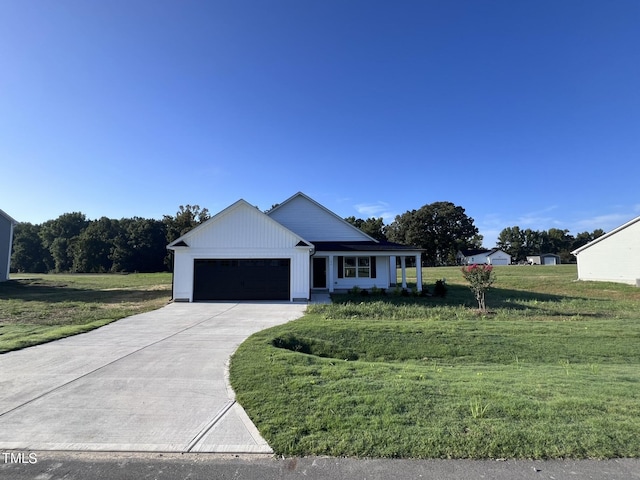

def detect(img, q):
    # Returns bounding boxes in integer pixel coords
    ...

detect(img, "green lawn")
[230,265,640,459]
[0,273,172,353]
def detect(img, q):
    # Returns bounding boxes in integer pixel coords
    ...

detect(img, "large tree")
[39,212,89,272]
[497,226,525,262]
[572,229,605,252]
[72,217,120,273]
[163,205,210,243]
[344,216,387,241]
[163,205,210,269]
[387,201,481,266]
[111,218,167,272]
[11,223,52,273]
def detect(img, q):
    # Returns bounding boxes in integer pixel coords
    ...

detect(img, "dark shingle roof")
[312,241,422,252]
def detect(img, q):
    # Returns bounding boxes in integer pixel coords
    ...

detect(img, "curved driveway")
[0,302,306,453]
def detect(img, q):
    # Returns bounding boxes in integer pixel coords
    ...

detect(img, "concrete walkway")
[0,302,307,453]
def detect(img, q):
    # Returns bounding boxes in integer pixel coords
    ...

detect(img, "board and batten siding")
[574,216,640,286]
[187,202,303,250]
[269,194,372,241]
[170,201,310,301]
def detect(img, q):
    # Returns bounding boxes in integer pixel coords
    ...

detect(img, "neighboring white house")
[526,254,561,265]
[0,209,17,282]
[571,215,640,286]
[167,192,423,302]
[457,248,511,266]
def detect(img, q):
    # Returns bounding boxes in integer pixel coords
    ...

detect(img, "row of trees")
[347,203,604,266]
[11,206,210,273]
[11,199,606,273]
[496,226,604,264]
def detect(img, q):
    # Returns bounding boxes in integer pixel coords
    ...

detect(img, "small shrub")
[461,264,496,312]
[348,286,361,295]
[434,279,448,298]
[360,289,369,297]
[370,285,380,296]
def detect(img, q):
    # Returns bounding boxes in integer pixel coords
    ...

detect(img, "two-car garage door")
[193,259,290,301]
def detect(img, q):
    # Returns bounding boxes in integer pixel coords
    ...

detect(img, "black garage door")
[193,259,290,301]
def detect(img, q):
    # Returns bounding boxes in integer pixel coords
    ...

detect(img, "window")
[344,256,370,278]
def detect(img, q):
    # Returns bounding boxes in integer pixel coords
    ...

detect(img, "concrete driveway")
[0,302,306,453]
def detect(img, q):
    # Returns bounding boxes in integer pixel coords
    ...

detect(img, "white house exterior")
[167,193,423,302]
[571,215,640,286]
[457,248,511,266]
[0,209,17,282]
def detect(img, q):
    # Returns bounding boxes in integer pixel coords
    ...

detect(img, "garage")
[490,258,509,266]
[193,258,290,301]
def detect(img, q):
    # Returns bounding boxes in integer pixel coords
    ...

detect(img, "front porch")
[310,252,423,293]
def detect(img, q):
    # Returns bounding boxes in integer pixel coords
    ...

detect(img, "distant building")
[571,215,640,286]
[0,209,17,282]
[526,254,561,265]
[457,248,511,266]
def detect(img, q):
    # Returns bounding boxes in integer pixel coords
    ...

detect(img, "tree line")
[347,202,604,266]
[496,226,604,264]
[11,200,606,273]
[11,206,210,273]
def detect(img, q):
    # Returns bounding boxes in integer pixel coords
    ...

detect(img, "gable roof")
[167,199,310,249]
[571,215,640,255]
[267,192,378,242]
[0,209,17,225]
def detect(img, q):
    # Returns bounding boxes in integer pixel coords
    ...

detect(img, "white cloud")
[570,212,635,234]
[516,205,560,227]
[354,201,398,223]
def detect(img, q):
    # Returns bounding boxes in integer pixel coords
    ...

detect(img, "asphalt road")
[2,452,639,480]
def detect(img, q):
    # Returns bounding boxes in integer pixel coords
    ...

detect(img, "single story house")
[526,254,561,265]
[0,209,17,282]
[457,248,511,266]
[167,192,423,302]
[571,215,640,286]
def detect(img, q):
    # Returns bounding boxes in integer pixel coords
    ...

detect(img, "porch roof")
[311,241,422,253]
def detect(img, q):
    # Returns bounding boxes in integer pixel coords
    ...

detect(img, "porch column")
[400,256,407,288]
[328,255,334,293]
[389,255,396,286]
[416,254,422,291]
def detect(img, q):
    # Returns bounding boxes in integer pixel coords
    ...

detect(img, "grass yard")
[230,265,640,459]
[0,273,172,353]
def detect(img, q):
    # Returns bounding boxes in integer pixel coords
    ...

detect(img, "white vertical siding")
[188,203,302,250]
[576,219,640,285]
[170,201,311,301]
[269,194,371,241]
[171,249,194,301]
[290,250,310,299]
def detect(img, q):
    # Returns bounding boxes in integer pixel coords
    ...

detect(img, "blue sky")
[2,1,639,246]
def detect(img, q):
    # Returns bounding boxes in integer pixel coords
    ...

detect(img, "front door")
[312,257,327,288]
